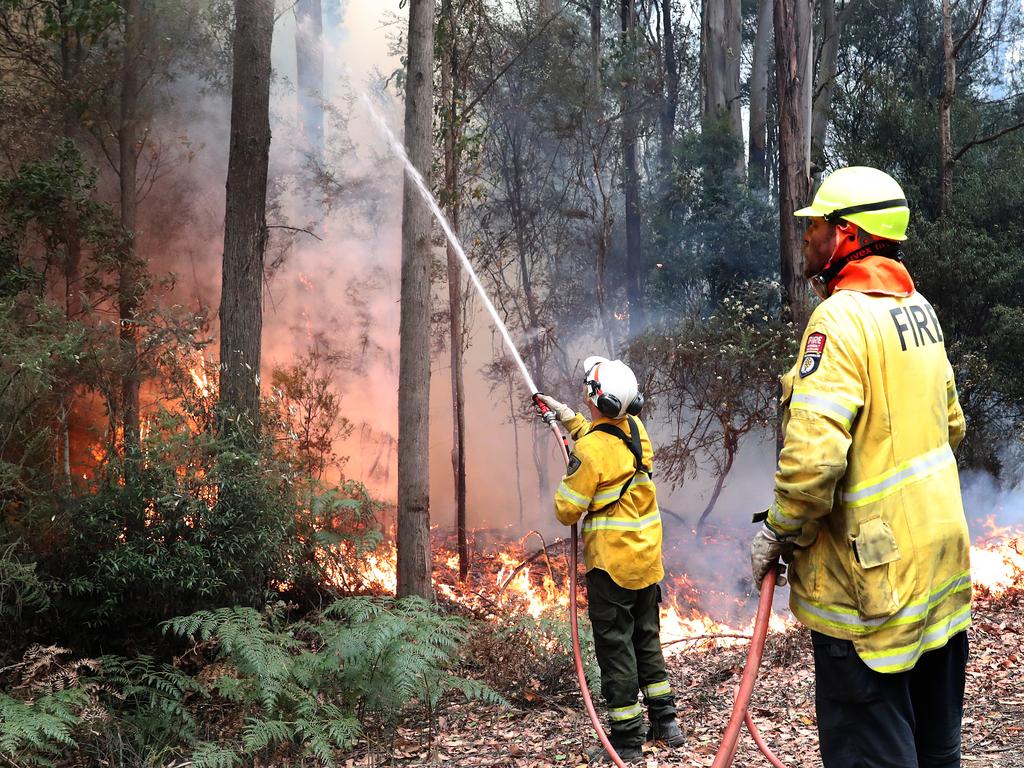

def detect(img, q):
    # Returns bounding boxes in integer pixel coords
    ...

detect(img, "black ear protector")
[585,363,645,418]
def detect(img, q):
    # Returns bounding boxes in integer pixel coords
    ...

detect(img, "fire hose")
[533,395,787,768]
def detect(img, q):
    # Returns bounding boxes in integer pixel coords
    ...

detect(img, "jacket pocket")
[849,516,901,619]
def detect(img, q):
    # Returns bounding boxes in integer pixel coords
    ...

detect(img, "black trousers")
[812,630,968,768]
[586,568,676,749]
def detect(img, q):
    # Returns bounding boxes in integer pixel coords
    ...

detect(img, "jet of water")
[362,94,540,396]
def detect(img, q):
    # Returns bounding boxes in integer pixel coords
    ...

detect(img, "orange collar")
[831,255,915,297]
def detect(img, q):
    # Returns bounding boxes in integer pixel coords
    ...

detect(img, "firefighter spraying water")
[364,95,788,767]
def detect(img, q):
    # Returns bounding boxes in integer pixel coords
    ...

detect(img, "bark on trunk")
[749,0,773,191]
[396,0,435,600]
[939,0,954,217]
[701,0,744,175]
[589,0,601,103]
[218,0,273,443]
[811,0,841,187]
[119,0,142,469]
[59,11,82,487]
[658,0,678,180]
[774,0,813,323]
[620,0,644,338]
[441,0,468,581]
[295,0,324,160]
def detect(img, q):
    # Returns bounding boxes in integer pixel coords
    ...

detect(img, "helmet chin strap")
[808,228,904,299]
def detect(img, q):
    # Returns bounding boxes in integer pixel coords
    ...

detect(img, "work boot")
[585,742,644,764]
[646,717,686,748]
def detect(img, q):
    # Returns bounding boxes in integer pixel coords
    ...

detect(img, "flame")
[971,516,1024,597]
[189,363,213,398]
[324,517,1023,656]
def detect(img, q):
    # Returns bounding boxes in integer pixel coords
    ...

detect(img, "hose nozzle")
[532,393,557,424]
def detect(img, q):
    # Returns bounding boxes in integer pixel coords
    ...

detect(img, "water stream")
[362,94,540,396]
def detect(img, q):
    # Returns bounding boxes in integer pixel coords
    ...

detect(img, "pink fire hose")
[535,396,786,767]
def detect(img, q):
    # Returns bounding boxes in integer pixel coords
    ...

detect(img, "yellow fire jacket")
[553,413,664,590]
[768,284,970,673]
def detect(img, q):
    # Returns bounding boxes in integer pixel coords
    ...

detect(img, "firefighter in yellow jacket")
[537,358,684,764]
[751,166,970,768]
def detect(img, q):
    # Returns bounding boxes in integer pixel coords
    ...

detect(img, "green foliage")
[0,542,50,639]
[159,598,504,767]
[54,403,382,637]
[92,654,203,749]
[649,120,779,317]
[0,688,90,764]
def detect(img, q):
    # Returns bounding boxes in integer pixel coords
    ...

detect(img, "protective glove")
[750,525,794,590]
[535,393,575,424]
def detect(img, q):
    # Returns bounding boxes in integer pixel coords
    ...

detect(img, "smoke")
[960,469,1024,534]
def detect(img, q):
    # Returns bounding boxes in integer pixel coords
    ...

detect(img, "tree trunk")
[59,10,82,487]
[396,0,435,600]
[295,0,324,160]
[218,0,273,443]
[939,0,954,217]
[701,0,744,175]
[774,0,812,323]
[749,0,773,191]
[441,0,468,581]
[620,0,644,338]
[658,0,678,180]
[589,0,601,103]
[811,0,841,186]
[119,0,142,470]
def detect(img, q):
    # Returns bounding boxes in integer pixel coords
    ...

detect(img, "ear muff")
[626,392,644,416]
[596,392,622,418]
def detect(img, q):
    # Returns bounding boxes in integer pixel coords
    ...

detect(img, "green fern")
[160,596,505,766]
[0,688,89,763]
[190,740,241,768]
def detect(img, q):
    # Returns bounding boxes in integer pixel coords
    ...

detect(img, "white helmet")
[583,356,643,419]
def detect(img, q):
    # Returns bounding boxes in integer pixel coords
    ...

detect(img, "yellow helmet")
[794,166,910,241]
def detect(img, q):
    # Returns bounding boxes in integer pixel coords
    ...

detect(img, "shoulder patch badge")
[799,332,827,378]
[566,453,582,476]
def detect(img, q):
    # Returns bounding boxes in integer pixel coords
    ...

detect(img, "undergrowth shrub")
[464,608,599,703]
[1,599,507,767]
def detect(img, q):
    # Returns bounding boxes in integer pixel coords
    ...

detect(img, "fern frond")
[190,741,242,768]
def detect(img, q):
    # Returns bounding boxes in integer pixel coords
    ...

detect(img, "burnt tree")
[218,0,273,441]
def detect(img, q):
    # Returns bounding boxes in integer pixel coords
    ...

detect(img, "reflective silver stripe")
[556,482,591,509]
[642,680,671,698]
[793,571,971,632]
[767,500,802,532]
[583,509,661,533]
[791,392,858,428]
[592,473,652,505]
[861,605,972,673]
[842,445,955,507]
[609,702,643,721]
[946,385,958,405]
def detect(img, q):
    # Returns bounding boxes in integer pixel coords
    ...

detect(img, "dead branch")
[661,633,753,648]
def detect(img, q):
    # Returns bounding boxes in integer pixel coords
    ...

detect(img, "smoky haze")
[131,3,1022,617]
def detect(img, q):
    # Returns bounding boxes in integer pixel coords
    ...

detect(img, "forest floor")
[378,586,1024,768]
